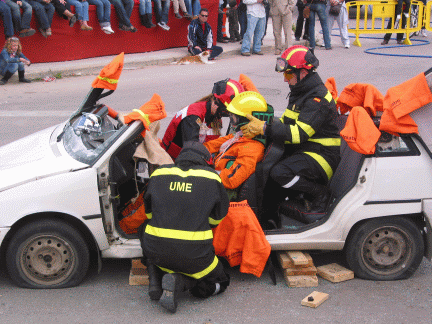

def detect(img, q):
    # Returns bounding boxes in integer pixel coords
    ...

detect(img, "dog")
[174,51,215,65]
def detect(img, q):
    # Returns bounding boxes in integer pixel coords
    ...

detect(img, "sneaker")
[253,51,264,55]
[397,39,404,45]
[421,29,427,37]
[102,26,114,34]
[130,25,137,32]
[217,38,229,43]
[80,24,93,31]
[69,14,78,27]
[158,22,170,31]
[183,12,192,19]
[241,52,251,56]
[175,13,182,19]
[381,39,389,45]
[19,28,36,37]
[45,27,52,36]
[344,44,350,49]
[39,28,47,38]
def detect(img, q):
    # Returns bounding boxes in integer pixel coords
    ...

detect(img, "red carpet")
[0,0,218,63]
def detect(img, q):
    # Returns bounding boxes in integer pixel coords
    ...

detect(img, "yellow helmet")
[226,91,267,117]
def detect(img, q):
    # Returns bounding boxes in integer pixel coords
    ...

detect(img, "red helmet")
[212,79,244,106]
[275,45,319,73]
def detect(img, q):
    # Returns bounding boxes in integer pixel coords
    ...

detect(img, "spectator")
[188,8,223,60]
[5,0,35,37]
[27,0,54,37]
[109,0,136,32]
[294,0,309,41]
[307,0,331,51]
[0,37,31,85]
[240,0,266,56]
[269,0,295,55]
[0,0,14,38]
[237,0,247,39]
[418,0,426,37]
[88,0,114,33]
[326,0,350,48]
[217,0,228,42]
[153,0,170,30]
[261,0,269,42]
[172,0,190,19]
[66,0,92,30]
[225,0,241,42]
[381,0,410,45]
[51,0,78,28]
[139,0,155,28]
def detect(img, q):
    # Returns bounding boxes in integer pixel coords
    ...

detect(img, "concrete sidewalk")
[22,22,307,82]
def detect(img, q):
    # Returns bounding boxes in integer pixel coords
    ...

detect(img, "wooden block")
[131,258,146,269]
[284,275,318,287]
[286,251,310,266]
[317,263,354,283]
[283,265,317,276]
[301,291,329,308]
[278,252,314,269]
[129,267,149,286]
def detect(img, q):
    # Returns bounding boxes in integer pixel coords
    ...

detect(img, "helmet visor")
[275,57,290,73]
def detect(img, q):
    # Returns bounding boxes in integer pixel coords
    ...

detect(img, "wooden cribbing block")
[285,275,318,288]
[129,258,149,286]
[278,251,314,269]
[286,251,310,266]
[283,265,317,276]
[301,291,329,308]
[317,263,354,283]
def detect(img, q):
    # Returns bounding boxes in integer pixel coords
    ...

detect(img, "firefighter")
[241,45,341,227]
[139,141,230,313]
[162,78,244,160]
[204,91,269,193]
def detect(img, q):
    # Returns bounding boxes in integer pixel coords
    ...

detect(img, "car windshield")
[63,108,126,165]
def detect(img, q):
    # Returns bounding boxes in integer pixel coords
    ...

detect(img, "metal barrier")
[347,0,425,47]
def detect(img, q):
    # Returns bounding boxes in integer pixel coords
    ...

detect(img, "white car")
[0,87,431,289]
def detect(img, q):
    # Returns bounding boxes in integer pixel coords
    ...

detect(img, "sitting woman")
[0,37,31,85]
[66,0,93,30]
[204,91,269,195]
[51,0,78,28]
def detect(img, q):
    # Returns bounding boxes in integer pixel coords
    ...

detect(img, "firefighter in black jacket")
[139,141,230,313]
[241,45,341,227]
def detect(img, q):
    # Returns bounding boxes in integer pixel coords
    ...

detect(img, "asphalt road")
[1,24,432,323]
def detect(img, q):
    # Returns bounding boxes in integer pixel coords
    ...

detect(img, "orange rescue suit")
[204,134,265,189]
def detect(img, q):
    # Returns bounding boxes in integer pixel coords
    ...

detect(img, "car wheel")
[6,219,90,289]
[345,217,424,280]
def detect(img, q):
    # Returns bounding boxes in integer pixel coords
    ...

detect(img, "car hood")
[0,125,88,192]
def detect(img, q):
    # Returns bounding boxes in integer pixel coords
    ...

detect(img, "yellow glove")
[240,114,265,139]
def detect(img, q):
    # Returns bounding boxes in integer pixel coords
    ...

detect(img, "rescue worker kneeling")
[139,141,230,313]
[204,91,269,197]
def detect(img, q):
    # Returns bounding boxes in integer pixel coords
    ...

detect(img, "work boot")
[140,14,155,28]
[147,263,164,300]
[159,273,195,313]
[381,39,389,45]
[0,71,13,85]
[305,183,331,214]
[18,70,31,83]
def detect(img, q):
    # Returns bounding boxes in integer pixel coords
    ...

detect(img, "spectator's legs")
[153,0,162,23]
[241,13,258,53]
[188,46,203,55]
[109,0,132,27]
[0,1,14,37]
[161,0,170,24]
[237,0,247,39]
[337,6,350,46]
[20,0,33,30]
[28,1,50,30]
[308,6,316,50]
[295,2,304,40]
[272,14,283,53]
[217,9,224,41]
[262,1,269,40]
[5,0,22,32]
[191,0,200,17]
[315,3,331,49]
[123,0,134,20]
[282,10,293,50]
[184,0,192,16]
[178,0,188,15]
[252,16,266,53]
[209,45,223,59]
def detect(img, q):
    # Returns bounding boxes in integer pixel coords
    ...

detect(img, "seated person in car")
[204,91,270,195]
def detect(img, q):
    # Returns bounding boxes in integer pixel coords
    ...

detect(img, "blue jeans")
[67,0,89,21]
[0,1,14,37]
[237,1,247,38]
[185,0,200,16]
[241,14,266,53]
[6,0,33,31]
[28,0,54,30]
[188,44,223,59]
[88,0,111,25]
[308,3,331,49]
[153,0,170,24]
[139,0,152,15]
[109,0,133,27]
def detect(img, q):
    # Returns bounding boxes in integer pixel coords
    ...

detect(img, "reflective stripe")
[282,175,300,189]
[279,108,299,122]
[290,124,300,144]
[324,91,333,103]
[132,109,151,126]
[297,120,315,137]
[308,137,341,146]
[157,255,220,280]
[151,167,222,182]
[209,216,223,226]
[304,152,333,180]
[145,224,213,241]
[285,48,308,69]
[227,81,240,97]
[146,212,152,220]
[97,76,118,84]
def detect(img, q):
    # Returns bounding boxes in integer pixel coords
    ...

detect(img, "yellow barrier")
[426,1,432,32]
[347,1,424,47]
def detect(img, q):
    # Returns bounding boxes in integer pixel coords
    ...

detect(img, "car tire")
[345,216,424,281]
[6,219,90,289]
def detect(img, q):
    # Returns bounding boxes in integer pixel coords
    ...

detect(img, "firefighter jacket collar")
[176,147,213,169]
[289,71,322,95]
